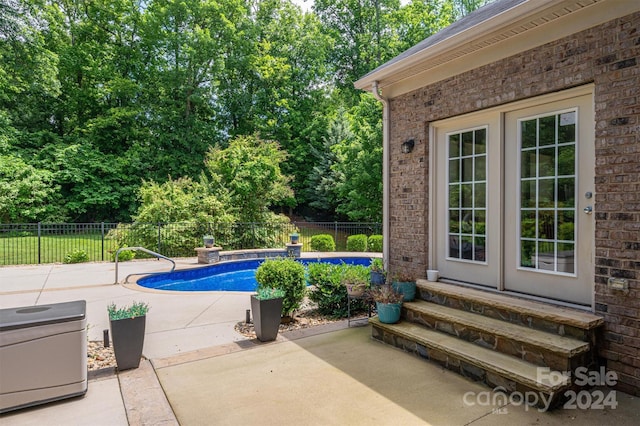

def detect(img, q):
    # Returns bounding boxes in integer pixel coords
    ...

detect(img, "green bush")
[310,234,336,252]
[63,249,89,264]
[346,234,368,252]
[255,258,306,317]
[308,263,368,318]
[112,247,135,262]
[368,235,383,252]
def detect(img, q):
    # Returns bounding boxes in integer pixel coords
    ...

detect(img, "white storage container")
[0,300,87,413]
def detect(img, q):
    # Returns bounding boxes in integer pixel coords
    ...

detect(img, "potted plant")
[369,284,404,324]
[369,258,385,286]
[392,272,416,302]
[107,301,149,370]
[289,232,300,244]
[251,287,285,342]
[203,235,215,248]
[340,266,368,297]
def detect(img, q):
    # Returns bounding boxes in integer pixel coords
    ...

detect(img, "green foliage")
[113,248,135,262]
[0,155,59,222]
[306,108,351,215]
[255,258,306,317]
[340,264,370,295]
[308,262,368,318]
[0,0,485,222]
[254,287,286,301]
[310,234,336,252]
[346,234,368,252]
[63,249,90,264]
[107,301,149,321]
[370,257,384,272]
[334,95,383,222]
[205,135,294,222]
[110,177,236,256]
[368,235,383,252]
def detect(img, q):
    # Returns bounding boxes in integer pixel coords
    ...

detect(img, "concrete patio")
[1,259,639,425]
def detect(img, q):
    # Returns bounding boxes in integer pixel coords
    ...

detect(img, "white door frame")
[429,85,595,308]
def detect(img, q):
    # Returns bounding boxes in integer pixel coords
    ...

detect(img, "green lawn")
[0,234,120,265]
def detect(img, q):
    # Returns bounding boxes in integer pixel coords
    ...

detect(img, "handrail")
[114,247,176,284]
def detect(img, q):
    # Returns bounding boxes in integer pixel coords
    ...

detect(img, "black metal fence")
[0,222,382,265]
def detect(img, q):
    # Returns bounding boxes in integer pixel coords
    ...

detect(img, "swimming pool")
[137,257,372,292]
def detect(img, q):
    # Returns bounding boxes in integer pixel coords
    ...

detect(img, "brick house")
[356,0,639,397]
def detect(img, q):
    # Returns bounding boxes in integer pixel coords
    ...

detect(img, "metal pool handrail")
[114,247,176,284]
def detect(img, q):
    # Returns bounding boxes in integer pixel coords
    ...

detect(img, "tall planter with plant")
[370,284,404,324]
[341,264,370,297]
[107,302,149,371]
[251,288,285,342]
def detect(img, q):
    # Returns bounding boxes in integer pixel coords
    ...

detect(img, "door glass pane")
[518,111,576,274]
[447,128,487,263]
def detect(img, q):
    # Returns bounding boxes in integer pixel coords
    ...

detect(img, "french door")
[432,87,594,305]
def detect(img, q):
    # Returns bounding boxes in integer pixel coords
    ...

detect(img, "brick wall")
[386,12,639,394]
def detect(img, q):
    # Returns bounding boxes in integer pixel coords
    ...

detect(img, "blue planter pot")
[376,302,402,324]
[392,281,416,302]
[370,271,385,286]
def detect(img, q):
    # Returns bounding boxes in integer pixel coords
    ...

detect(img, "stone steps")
[369,280,604,410]
[416,280,603,341]
[370,318,568,408]
[403,300,590,371]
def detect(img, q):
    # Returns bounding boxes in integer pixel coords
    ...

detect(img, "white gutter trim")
[355,0,575,90]
[371,81,390,271]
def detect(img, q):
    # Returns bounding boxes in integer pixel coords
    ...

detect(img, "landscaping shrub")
[255,258,306,317]
[368,235,383,252]
[310,234,335,252]
[308,262,368,318]
[112,247,135,262]
[63,249,89,264]
[346,234,368,252]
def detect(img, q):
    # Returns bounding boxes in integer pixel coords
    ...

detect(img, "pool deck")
[1,257,639,425]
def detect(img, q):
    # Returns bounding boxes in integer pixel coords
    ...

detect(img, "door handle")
[583,206,593,215]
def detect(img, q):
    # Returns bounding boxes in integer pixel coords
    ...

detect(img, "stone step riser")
[417,288,593,343]
[371,323,564,410]
[403,307,590,372]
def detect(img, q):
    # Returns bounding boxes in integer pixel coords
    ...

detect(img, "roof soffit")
[355,0,639,97]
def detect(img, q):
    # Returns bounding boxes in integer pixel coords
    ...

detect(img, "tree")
[204,134,294,222]
[305,107,351,218]
[334,94,383,222]
[0,155,59,222]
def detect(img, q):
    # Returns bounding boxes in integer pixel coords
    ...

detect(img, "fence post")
[334,221,338,249]
[37,222,42,264]
[101,222,105,261]
[157,223,162,254]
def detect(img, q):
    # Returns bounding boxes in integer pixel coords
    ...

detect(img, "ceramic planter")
[203,236,215,248]
[376,302,402,324]
[251,295,283,342]
[290,233,299,244]
[392,281,416,302]
[110,316,145,370]
[345,282,366,297]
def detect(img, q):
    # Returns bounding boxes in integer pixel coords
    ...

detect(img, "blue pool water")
[137,257,372,292]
